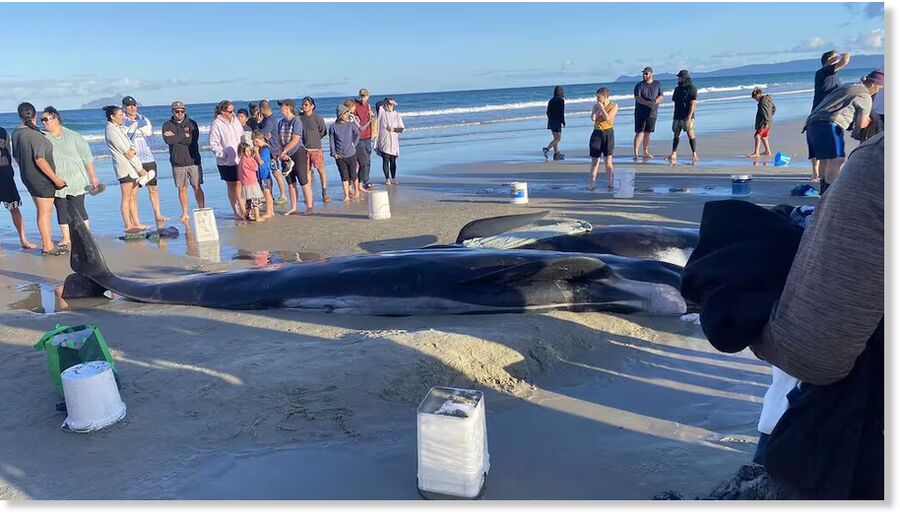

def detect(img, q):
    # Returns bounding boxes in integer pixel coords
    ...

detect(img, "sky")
[0,1,884,111]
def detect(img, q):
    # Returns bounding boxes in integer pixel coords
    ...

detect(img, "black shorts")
[548,121,563,133]
[284,150,309,186]
[141,161,158,186]
[805,122,845,160]
[54,195,88,225]
[335,156,358,182]
[217,164,239,182]
[589,129,615,158]
[635,113,657,134]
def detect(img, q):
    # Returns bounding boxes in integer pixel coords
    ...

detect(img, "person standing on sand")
[633,66,664,161]
[747,88,776,158]
[258,99,287,205]
[809,50,851,182]
[237,108,253,144]
[299,97,330,202]
[543,86,565,160]
[355,88,375,191]
[376,97,404,185]
[122,96,168,226]
[329,104,361,201]
[803,69,882,194]
[277,99,314,216]
[588,88,617,191]
[11,103,69,255]
[162,101,205,224]
[208,100,245,220]
[666,70,699,164]
[0,126,35,250]
[104,105,154,234]
[41,106,99,249]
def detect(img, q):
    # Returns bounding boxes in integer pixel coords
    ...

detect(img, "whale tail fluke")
[68,198,112,280]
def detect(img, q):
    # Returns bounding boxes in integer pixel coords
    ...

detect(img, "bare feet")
[642,153,653,161]
[57,240,70,248]
[283,207,296,216]
[156,216,170,224]
[666,153,677,162]
[586,184,596,192]
[385,180,392,185]
[178,214,190,224]
[342,196,351,202]
[20,240,37,250]
[762,151,773,156]
[692,153,700,163]
[391,179,399,185]
[746,153,761,158]
[300,208,314,216]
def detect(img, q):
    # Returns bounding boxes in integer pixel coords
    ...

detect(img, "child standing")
[238,142,264,222]
[251,130,275,219]
[329,105,361,201]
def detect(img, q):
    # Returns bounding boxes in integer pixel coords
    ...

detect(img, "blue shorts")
[806,122,845,160]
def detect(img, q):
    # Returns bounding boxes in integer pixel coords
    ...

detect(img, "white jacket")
[105,122,144,180]
[376,107,404,157]
[208,114,244,166]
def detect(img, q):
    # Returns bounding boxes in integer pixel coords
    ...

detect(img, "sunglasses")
[226,109,234,114]
[41,117,55,122]
[173,109,185,114]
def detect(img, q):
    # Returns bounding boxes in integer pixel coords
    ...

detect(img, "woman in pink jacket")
[208,100,244,219]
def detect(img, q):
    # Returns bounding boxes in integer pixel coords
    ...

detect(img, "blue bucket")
[731,175,752,197]
[773,152,791,167]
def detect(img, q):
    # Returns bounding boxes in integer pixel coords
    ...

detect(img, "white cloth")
[104,122,144,180]
[376,107,404,156]
[757,366,801,434]
[208,114,244,166]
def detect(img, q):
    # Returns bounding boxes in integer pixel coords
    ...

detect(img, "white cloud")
[792,36,828,52]
[848,28,884,50]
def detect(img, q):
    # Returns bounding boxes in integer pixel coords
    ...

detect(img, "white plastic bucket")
[60,361,126,433]
[510,182,528,204]
[613,170,635,198]
[368,190,391,220]
[193,207,219,242]
[417,387,489,499]
[732,175,752,197]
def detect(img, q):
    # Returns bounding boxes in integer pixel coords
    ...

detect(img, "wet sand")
[0,118,822,500]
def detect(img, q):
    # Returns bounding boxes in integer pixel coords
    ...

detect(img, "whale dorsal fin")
[459,256,611,285]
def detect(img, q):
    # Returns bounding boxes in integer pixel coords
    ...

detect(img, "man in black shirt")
[810,50,851,182]
[666,70,699,164]
[633,67,664,161]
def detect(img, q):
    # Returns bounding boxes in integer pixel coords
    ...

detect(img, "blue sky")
[0,1,884,110]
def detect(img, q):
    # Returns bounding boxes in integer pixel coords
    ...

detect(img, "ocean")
[0,67,869,248]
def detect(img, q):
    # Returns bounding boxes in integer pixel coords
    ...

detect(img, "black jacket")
[546,96,565,127]
[161,117,201,167]
[681,200,883,500]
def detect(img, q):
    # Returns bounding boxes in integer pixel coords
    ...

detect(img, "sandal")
[87,183,106,196]
[41,245,69,256]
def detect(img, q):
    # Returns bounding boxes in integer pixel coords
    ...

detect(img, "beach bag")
[34,324,117,396]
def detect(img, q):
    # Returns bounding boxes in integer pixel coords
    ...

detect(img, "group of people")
[0,88,409,254]
[544,60,884,192]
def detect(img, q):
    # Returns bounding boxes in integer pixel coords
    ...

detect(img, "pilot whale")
[66,207,686,316]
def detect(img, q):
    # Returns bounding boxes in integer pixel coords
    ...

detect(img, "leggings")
[381,153,397,180]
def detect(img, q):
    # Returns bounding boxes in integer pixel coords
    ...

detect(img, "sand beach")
[0,114,842,500]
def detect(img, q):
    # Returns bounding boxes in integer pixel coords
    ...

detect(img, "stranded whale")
[65,206,687,316]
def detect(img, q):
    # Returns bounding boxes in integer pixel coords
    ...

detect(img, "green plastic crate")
[33,324,116,395]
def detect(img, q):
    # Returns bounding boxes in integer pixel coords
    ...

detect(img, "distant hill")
[82,94,127,109]
[614,54,885,82]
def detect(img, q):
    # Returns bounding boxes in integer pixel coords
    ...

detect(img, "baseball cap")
[385,96,398,106]
[122,96,137,106]
[170,100,185,110]
[336,104,351,119]
[301,96,315,107]
[865,68,885,86]
[277,98,296,109]
[676,70,690,78]
[642,67,653,74]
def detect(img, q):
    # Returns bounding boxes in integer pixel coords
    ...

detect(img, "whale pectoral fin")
[459,256,612,285]
[455,210,551,243]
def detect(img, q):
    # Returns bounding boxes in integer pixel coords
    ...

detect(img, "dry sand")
[0,119,823,500]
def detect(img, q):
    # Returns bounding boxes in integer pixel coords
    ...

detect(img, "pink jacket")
[208,114,244,166]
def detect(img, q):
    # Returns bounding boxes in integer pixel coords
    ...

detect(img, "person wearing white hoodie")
[208,100,245,219]
[123,95,167,225]
[104,105,154,234]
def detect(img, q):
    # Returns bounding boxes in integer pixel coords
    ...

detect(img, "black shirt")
[813,64,841,111]
[161,117,201,167]
[546,96,565,125]
[634,80,664,118]
[672,82,698,120]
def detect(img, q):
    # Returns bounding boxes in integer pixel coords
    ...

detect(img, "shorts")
[284,150,309,186]
[217,164,239,182]
[2,200,21,210]
[634,113,657,133]
[21,171,56,199]
[173,164,203,189]
[672,118,694,134]
[141,161,158,186]
[805,122,845,160]
[548,121,563,133]
[259,178,273,191]
[335,156,358,182]
[54,195,88,225]
[245,198,261,209]
[306,148,325,172]
[755,127,771,138]
[0,166,22,207]
[589,129,615,158]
